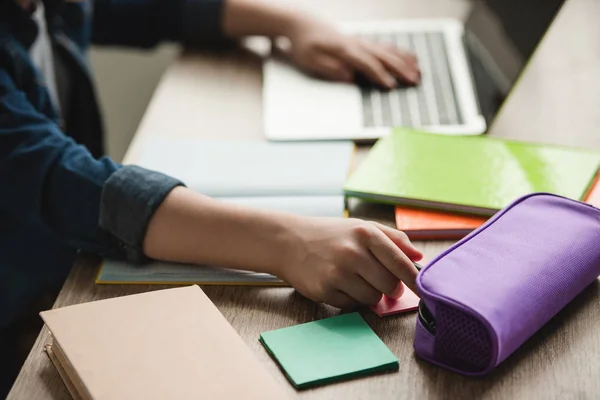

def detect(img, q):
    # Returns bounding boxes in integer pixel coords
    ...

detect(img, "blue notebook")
[134,138,354,217]
[97,260,284,285]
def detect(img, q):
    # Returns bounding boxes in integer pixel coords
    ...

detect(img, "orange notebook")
[396,176,600,240]
[395,208,487,240]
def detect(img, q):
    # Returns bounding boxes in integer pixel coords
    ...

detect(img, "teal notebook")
[259,313,398,389]
[344,128,600,215]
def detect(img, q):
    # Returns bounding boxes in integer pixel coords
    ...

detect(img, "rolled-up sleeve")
[99,166,184,262]
[92,0,234,48]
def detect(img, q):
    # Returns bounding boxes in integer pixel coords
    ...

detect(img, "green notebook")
[344,128,600,215]
[259,313,398,389]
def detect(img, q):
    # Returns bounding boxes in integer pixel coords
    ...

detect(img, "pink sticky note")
[371,284,420,317]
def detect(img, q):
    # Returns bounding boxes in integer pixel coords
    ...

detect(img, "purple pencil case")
[414,193,600,376]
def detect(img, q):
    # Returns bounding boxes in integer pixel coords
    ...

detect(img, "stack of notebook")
[394,173,600,240]
[345,128,600,240]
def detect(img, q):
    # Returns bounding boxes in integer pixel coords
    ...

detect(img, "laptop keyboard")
[359,32,464,128]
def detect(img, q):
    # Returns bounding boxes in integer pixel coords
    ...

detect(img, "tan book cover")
[40,285,287,399]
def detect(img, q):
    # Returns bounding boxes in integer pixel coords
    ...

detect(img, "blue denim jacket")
[0,0,229,327]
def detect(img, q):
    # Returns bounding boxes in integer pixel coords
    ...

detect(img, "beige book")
[40,285,288,399]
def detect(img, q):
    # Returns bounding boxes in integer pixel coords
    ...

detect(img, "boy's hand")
[283,17,421,89]
[276,217,423,310]
[145,188,421,311]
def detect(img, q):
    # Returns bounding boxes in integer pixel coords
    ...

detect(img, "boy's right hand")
[144,188,421,310]
[276,217,423,309]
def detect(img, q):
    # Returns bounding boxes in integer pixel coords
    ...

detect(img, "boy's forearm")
[142,187,298,275]
[222,0,308,38]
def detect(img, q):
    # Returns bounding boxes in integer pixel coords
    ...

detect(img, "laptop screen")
[464,0,565,125]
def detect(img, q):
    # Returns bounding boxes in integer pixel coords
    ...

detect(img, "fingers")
[395,48,418,66]
[339,46,397,89]
[356,252,402,299]
[339,274,384,306]
[325,36,420,88]
[374,222,423,261]
[367,42,421,85]
[365,227,421,295]
[325,290,359,310]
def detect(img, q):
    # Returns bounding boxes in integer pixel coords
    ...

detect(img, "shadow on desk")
[416,280,600,399]
[349,200,397,227]
[39,361,70,400]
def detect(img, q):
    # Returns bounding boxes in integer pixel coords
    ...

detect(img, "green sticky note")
[259,313,398,389]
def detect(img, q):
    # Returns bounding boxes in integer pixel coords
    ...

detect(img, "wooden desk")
[9,0,600,398]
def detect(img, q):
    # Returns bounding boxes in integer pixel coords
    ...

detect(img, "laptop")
[263,0,564,142]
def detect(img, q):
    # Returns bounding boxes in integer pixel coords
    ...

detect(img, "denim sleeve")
[99,166,184,262]
[0,68,182,263]
[92,0,233,48]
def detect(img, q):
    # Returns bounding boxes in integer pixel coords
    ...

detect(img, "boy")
[0,0,421,393]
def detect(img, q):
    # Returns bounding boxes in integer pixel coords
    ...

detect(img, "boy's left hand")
[283,16,421,89]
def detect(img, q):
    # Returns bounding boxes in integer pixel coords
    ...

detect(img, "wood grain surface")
[9,0,600,399]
